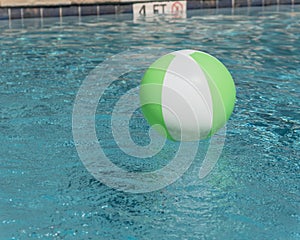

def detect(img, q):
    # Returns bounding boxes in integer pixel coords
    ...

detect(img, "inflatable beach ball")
[140,50,236,141]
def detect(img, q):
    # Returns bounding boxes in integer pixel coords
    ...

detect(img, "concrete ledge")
[1,0,69,7]
[0,0,121,7]
[0,3,134,19]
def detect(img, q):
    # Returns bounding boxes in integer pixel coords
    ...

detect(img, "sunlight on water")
[0,5,299,239]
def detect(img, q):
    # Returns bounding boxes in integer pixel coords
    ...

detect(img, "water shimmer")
[0,5,299,239]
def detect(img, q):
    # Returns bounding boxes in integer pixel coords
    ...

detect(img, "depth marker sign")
[133,1,186,19]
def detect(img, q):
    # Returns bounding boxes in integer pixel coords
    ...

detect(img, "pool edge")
[0,0,299,20]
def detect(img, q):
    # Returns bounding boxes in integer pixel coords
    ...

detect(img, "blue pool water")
[1,5,300,239]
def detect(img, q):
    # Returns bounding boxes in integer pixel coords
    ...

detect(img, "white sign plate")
[133,1,186,19]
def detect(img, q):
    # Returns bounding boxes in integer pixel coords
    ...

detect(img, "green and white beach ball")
[140,50,236,141]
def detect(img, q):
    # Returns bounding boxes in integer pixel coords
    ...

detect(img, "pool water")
[1,5,300,239]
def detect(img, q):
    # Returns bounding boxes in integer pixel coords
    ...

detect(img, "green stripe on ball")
[140,53,175,140]
[190,51,236,137]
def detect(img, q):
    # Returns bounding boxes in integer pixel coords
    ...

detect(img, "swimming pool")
[1,5,299,239]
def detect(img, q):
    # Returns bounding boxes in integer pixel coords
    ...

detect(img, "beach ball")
[139,50,236,141]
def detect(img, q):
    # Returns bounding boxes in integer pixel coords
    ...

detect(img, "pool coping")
[0,0,299,20]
